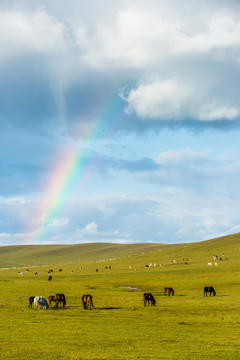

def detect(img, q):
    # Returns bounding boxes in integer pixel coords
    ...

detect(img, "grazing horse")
[55,293,66,308]
[204,286,216,297]
[143,293,156,306]
[164,287,175,296]
[29,296,35,308]
[48,295,56,307]
[82,294,94,310]
[34,296,49,310]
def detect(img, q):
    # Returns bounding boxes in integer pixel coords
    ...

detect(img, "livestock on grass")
[143,293,156,306]
[34,296,49,310]
[82,294,94,310]
[164,287,175,296]
[204,286,216,297]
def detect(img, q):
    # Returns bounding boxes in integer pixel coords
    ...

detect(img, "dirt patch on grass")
[118,286,142,291]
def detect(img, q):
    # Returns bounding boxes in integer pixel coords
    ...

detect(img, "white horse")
[34,296,49,310]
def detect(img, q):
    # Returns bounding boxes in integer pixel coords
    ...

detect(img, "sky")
[1,0,240,246]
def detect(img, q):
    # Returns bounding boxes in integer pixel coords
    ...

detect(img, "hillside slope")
[0,242,167,268]
[0,232,239,268]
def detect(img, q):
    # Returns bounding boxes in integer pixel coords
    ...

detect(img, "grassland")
[1,233,240,359]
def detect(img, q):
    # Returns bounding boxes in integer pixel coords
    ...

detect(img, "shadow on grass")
[49,306,70,311]
[97,307,123,310]
[154,292,186,297]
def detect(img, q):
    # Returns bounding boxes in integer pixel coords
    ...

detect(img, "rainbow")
[32,95,123,243]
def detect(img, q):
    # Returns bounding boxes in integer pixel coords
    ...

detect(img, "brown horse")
[143,293,156,306]
[164,287,175,296]
[55,293,66,308]
[82,294,94,310]
[48,295,56,307]
[29,296,35,308]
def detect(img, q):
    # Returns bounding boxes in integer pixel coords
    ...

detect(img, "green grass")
[1,233,240,359]
[0,242,166,268]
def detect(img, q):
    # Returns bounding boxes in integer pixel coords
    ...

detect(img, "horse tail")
[62,294,66,306]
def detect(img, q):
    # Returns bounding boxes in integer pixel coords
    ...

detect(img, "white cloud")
[50,217,69,228]
[3,197,27,205]
[0,9,68,63]
[1,3,240,123]
[79,9,240,69]
[199,104,239,121]
[83,221,98,235]
[75,221,98,237]
[122,78,240,122]
[155,148,210,165]
[122,78,191,120]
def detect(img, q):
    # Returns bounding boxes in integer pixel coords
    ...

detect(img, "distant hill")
[0,242,167,268]
[0,233,239,268]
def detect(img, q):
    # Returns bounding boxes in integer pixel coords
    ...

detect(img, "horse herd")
[29,286,216,310]
[29,293,66,309]
[29,293,94,310]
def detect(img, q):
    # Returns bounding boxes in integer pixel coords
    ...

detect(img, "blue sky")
[1,0,240,245]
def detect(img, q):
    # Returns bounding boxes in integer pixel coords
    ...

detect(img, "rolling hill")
[0,232,239,268]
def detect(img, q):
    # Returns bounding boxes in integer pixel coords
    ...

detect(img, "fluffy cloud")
[122,77,240,122]
[0,9,68,63]
[49,217,69,228]
[1,2,240,125]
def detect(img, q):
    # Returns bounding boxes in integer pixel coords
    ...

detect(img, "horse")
[204,286,216,297]
[34,296,49,310]
[82,294,94,310]
[48,275,52,281]
[143,293,156,306]
[29,296,35,308]
[55,293,66,308]
[48,295,56,307]
[164,287,175,296]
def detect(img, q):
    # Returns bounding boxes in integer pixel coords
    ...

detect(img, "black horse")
[204,286,216,297]
[29,296,35,308]
[143,293,156,306]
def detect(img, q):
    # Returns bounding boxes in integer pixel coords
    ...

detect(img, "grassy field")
[1,233,240,359]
